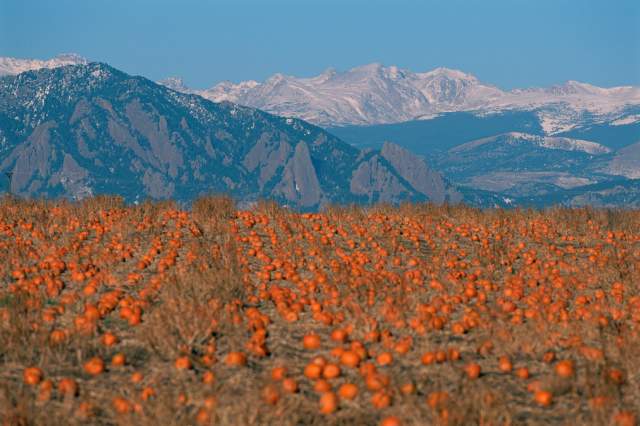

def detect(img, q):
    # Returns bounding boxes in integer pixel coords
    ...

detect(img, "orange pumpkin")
[23,367,43,386]
[225,351,247,367]
[534,390,553,407]
[338,383,358,400]
[319,392,338,414]
[464,363,481,379]
[303,334,322,350]
[174,356,192,370]
[58,378,78,397]
[83,358,104,376]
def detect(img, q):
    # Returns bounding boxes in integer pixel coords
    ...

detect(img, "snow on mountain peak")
[186,64,639,127]
[190,63,505,126]
[0,54,88,77]
[419,67,478,82]
[387,65,401,78]
[313,67,337,83]
[546,80,604,96]
[265,73,290,85]
[54,53,87,63]
[3,56,637,138]
[158,77,192,93]
[125,61,640,130]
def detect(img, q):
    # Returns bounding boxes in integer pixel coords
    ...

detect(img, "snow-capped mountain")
[0,54,88,77]
[160,63,640,131]
[194,64,506,126]
[5,55,636,133]
[484,81,640,134]
[0,62,470,208]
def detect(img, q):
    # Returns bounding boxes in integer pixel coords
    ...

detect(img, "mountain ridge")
[2,57,638,209]
[0,62,463,208]
[0,54,88,77]
[171,63,640,130]
[2,54,637,131]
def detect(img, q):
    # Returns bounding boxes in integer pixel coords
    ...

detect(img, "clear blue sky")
[1,0,638,89]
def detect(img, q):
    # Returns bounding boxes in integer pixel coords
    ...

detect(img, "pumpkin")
[319,392,338,414]
[23,367,43,386]
[83,358,104,376]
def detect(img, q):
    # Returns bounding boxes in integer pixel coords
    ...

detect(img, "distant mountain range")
[0,62,466,208]
[3,54,638,132]
[330,114,640,206]
[156,63,640,133]
[0,54,638,209]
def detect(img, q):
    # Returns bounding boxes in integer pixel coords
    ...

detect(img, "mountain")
[518,179,640,209]
[161,63,640,131]
[331,114,640,206]
[193,65,504,127]
[604,140,640,179]
[0,54,88,77]
[432,132,616,198]
[0,63,463,208]
[380,142,462,204]
[329,111,545,154]
[156,77,193,94]
[449,132,611,156]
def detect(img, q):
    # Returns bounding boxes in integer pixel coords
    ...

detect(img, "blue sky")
[1,0,638,89]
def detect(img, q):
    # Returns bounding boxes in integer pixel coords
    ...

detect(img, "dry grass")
[0,197,638,425]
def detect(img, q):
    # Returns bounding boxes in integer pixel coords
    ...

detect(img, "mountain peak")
[158,76,192,93]
[268,72,288,81]
[0,53,88,77]
[312,67,337,83]
[264,73,291,87]
[192,63,499,125]
[53,53,88,63]
[549,80,603,96]
[146,62,638,128]
[349,62,387,77]
[320,67,337,76]
[420,67,478,82]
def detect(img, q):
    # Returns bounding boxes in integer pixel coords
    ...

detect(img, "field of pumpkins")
[0,196,639,425]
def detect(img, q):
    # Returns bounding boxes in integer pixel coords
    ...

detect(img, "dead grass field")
[0,196,638,425]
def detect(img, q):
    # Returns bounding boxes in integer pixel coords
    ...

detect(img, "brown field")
[0,196,639,426]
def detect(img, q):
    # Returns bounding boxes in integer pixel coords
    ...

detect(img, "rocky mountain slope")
[0,63,462,208]
[604,140,640,179]
[432,132,616,198]
[161,63,640,130]
[517,179,640,209]
[329,109,640,206]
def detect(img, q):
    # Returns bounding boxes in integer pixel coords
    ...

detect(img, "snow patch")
[537,112,579,135]
[505,132,611,155]
[0,53,88,76]
[611,114,640,126]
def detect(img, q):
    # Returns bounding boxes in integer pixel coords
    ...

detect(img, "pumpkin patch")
[0,197,638,425]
